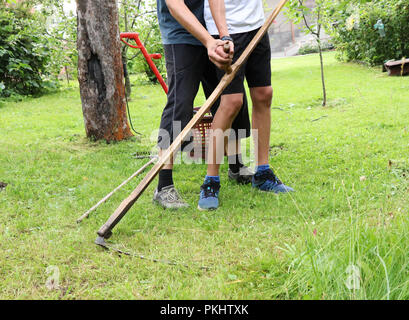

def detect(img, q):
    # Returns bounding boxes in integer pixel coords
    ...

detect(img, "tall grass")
[0,52,408,299]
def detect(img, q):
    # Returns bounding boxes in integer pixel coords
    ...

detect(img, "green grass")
[1,52,408,299]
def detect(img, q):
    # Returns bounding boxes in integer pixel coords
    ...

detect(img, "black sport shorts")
[157,44,250,150]
[215,28,272,95]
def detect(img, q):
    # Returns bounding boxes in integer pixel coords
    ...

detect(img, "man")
[154,0,253,209]
[198,0,294,210]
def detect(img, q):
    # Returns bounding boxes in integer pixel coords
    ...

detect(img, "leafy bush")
[37,0,78,82]
[329,0,409,65]
[0,3,54,97]
[128,16,165,83]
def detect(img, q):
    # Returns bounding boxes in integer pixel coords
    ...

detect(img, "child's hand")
[207,39,233,72]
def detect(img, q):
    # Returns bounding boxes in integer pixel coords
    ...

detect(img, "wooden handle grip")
[223,42,230,53]
[223,42,233,74]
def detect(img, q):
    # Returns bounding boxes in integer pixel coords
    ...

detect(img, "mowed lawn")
[0,52,408,299]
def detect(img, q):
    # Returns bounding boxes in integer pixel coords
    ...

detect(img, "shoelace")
[255,169,282,188]
[201,181,220,198]
[162,188,181,202]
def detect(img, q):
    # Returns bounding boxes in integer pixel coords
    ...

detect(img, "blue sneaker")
[252,168,294,193]
[198,178,220,211]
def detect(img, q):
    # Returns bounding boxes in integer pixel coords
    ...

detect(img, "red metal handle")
[120,32,168,94]
[150,54,162,60]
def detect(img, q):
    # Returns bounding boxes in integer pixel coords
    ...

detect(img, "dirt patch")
[0,182,8,191]
[389,160,409,179]
[269,143,286,157]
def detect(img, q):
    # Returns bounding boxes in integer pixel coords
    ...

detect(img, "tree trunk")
[318,42,327,107]
[76,0,132,141]
[315,26,327,107]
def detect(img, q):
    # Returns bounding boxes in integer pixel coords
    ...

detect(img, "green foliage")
[328,0,409,65]
[36,0,77,80]
[119,0,166,83]
[132,16,165,83]
[286,0,329,37]
[0,2,52,97]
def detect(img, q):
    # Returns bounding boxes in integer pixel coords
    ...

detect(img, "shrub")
[0,4,53,97]
[298,41,334,56]
[330,0,409,66]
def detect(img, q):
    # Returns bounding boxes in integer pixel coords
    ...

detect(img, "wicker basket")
[190,107,213,160]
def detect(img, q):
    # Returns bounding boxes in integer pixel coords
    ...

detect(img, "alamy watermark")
[345,264,361,290]
[45,265,60,290]
[148,121,259,165]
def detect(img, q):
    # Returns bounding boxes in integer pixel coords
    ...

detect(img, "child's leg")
[198,93,243,211]
[244,31,294,193]
[250,86,273,166]
[207,93,243,176]
[203,58,252,183]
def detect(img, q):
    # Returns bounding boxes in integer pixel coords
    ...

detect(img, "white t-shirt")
[204,0,265,35]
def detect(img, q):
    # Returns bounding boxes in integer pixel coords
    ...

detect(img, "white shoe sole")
[197,205,217,211]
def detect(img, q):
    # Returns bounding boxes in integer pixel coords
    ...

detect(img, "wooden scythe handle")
[77,157,157,223]
[97,0,289,238]
[223,42,233,74]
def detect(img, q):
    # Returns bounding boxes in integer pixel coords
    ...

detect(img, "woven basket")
[190,107,213,160]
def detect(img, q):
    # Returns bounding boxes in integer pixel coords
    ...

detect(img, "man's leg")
[226,98,253,184]
[157,149,175,194]
[226,139,241,173]
[155,44,206,209]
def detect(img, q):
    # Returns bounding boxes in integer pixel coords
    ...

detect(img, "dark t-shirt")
[156,0,205,46]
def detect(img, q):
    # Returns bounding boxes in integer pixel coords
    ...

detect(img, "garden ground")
[0,52,408,299]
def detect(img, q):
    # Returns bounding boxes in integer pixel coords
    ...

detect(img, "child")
[198,0,294,210]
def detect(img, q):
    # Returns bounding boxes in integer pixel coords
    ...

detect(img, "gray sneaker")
[153,185,189,209]
[228,166,254,185]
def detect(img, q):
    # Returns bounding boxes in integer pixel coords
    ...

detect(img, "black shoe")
[252,168,294,193]
[228,166,254,185]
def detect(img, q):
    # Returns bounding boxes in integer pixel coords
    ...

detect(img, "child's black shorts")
[215,28,272,94]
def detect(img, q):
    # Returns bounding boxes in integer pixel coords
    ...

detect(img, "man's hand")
[207,38,233,73]
[217,40,233,74]
[220,40,234,59]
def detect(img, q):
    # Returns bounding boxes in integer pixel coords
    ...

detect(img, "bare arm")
[208,0,229,38]
[165,0,231,70]
[208,0,233,57]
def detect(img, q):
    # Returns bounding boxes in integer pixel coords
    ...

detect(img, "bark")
[316,24,327,107]
[317,39,327,107]
[76,0,132,141]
